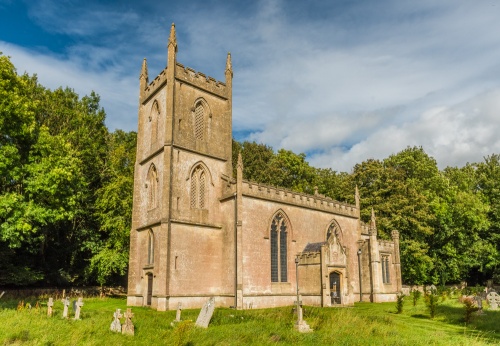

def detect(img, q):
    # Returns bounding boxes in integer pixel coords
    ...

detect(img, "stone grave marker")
[0,291,5,299]
[47,298,54,317]
[122,308,135,336]
[74,298,84,320]
[426,284,437,294]
[195,297,215,328]
[62,297,70,318]
[110,309,123,332]
[175,302,182,322]
[487,291,500,310]
[293,295,312,333]
[474,295,484,315]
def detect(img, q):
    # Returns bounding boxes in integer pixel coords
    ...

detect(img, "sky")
[1,0,500,172]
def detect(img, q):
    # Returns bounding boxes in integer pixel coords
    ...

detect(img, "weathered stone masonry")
[127,24,402,311]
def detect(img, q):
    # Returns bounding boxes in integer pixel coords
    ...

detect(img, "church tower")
[127,24,234,310]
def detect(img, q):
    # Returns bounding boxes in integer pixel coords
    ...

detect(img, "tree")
[89,130,136,286]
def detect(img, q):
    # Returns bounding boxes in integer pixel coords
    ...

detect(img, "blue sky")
[2,0,500,171]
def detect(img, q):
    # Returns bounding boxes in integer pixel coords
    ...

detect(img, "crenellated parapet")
[240,180,358,218]
[175,63,228,99]
[360,222,370,235]
[378,239,396,251]
[142,67,168,103]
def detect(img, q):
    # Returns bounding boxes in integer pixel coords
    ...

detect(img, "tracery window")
[146,164,158,210]
[190,165,207,209]
[381,255,390,284]
[326,221,342,244]
[270,213,288,282]
[147,230,154,265]
[194,102,204,141]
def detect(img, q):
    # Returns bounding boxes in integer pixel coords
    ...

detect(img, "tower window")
[194,103,204,141]
[146,164,158,210]
[271,213,288,282]
[150,100,160,147]
[147,230,154,265]
[190,165,207,209]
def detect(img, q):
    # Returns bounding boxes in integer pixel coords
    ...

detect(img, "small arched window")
[146,164,158,210]
[147,230,154,265]
[150,100,160,146]
[190,165,207,209]
[270,212,288,282]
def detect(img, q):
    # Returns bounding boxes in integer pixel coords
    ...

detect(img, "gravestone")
[474,296,484,315]
[74,298,84,320]
[294,305,313,333]
[175,302,182,322]
[426,285,437,294]
[47,298,54,317]
[62,297,70,318]
[0,291,5,299]
[195,297,215,328]
[110,309,123,332]
[122,308,135,336]
[487,291,500,310]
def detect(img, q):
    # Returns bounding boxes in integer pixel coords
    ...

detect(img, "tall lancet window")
[146,164,158,210]
[150,100,160,147]
[194,103,204,141]
[190,165,207,209]
[147,230,154,265]
[270,213,288,282]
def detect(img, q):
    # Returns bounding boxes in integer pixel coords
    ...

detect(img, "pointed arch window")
[146,164,158,210]
[149,100,160,147]
[194,102,204,141]
[147,230,154,265]
[190,165,207,209]
[270,213,288,282]
[327,221,343,245]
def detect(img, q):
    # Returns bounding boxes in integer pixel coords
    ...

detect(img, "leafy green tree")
[89,130,136,286]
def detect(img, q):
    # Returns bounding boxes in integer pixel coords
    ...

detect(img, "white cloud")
[0,41,137,131]
[3,0,500,172]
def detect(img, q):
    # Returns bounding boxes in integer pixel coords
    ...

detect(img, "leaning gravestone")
[74,298,84,320]
[487,291,500,310]
[122,308,135,336]
[47,298,54,317]
[62,297,70,318]
[195,297,215,328]
[110,309,123,332]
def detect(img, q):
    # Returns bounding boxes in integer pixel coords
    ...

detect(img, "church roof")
[303,242,326,253]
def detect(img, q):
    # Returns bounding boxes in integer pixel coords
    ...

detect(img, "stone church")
[127,24,402,311]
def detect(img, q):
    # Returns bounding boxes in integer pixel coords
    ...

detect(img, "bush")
[411,289,422,307]
[461,296,478,324]
[396,293,405,314]
[425,293,439,318]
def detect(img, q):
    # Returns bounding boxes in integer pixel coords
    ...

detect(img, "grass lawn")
[1,295,500,345]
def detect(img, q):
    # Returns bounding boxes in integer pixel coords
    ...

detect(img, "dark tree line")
[2,54,499,287]
[0,54,134,286]
[233,142,500,286]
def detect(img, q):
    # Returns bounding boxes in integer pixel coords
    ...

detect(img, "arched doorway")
[146,273,153,306]
[329,272,341,305]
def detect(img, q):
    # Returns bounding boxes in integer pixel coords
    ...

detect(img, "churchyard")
[1,290,500,345]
